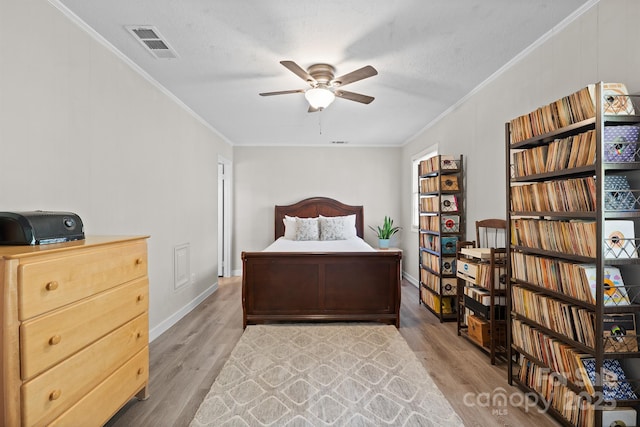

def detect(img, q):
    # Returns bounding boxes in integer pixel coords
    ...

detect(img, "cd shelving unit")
[418,155,465,322]
[456,242,508,365]
[506,82,640,427]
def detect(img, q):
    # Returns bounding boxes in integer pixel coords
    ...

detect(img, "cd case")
[441,215,460,232]
[440,195,458,212]
[441,237,458,255]
[442,257,456,274]
[604,220,637,259]
[440,175,459,191]
[581,358,637,400]
[603,313,638,353]
[441,278,457,295]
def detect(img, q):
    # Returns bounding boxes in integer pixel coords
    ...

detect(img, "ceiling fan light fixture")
[260,61,377,111]
[305,87,335,109]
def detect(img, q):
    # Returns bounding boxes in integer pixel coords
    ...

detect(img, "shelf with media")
[456,242,508,364]
[507,82,640,427]
[418,154,464,322]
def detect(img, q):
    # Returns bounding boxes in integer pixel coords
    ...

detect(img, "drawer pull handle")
[45,281,59,291]
[137,367,144,376]
[49,335,62,346]
[137,294,145,302]
[49,390,62,401]
[136,331,143,339]
[135,258,144,265]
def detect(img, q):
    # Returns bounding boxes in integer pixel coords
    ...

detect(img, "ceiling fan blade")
[335,90,375,104]
[332,65,377,87]
[259,89,305,96]
[280,60,316,85]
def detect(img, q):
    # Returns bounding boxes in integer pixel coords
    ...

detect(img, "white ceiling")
[55,0,593,147]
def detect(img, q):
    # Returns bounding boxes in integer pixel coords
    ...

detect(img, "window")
[412,145,438,229]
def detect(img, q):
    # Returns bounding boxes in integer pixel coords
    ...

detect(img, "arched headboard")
[274,197,364,239]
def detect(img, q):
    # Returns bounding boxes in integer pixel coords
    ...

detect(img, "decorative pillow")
[319,214,357,240]
[295,217,320,241]
[283,215,297,239]
[319,216,347,240]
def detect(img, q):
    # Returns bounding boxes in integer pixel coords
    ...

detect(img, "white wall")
[232,146,402,272]
[400,0,640,284]
[0,0,233,337]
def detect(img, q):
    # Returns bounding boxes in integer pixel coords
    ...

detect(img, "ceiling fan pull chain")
[318,111,322,135]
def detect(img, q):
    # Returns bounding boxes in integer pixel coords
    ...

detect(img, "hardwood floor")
[107,277,560,427]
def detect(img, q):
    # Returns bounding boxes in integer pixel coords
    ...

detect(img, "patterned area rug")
[190,324,465,426]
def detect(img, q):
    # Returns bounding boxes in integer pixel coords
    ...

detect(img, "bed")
[241,197,402,328]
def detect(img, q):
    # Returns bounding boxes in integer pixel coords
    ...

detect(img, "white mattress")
[263,236,376,252]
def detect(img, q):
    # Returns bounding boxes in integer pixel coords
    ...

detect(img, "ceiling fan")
[259,60,378,112]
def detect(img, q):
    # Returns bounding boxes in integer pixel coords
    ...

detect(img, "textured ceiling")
[55,0,593,147]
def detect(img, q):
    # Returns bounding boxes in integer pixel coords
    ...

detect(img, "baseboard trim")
[404,272,419,288]
[149,282,219,342]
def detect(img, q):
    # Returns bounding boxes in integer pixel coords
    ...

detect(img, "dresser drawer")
[21,313,148,427]
[18,240,147,320]
[20,277,148,380]
[48,348,148,427]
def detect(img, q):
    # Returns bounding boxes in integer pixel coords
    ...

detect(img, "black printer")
[0,211,85,245]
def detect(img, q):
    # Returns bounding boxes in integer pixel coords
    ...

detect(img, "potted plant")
[369,216,401,249]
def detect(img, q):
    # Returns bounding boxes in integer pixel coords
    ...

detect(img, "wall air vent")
[125,25,178,59]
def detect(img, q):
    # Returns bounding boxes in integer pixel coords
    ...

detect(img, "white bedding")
[263,236,376,252]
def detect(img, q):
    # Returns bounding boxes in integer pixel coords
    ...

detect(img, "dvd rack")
[506,82,640,427]
[418,155,465,322]
[456,242,508,364]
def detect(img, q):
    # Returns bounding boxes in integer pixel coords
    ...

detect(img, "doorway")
[217,156,232,277]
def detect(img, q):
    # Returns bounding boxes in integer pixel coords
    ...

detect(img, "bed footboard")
[241,251,402,328]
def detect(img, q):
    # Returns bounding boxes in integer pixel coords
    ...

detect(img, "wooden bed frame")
[241,197,402,328]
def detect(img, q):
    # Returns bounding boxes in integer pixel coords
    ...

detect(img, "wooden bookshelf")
[506,82,640,427]
[418,155,464,322]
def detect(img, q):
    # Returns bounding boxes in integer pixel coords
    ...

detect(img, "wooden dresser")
[0,235,150,426]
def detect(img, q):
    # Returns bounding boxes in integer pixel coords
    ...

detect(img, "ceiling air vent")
[125,25,178,59]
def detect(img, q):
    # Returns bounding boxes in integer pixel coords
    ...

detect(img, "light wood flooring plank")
[107,277,560,427]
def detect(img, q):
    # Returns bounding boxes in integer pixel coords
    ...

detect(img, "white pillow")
[319,214,357,240]
[283,215,297,239]
[295,217,320,241]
